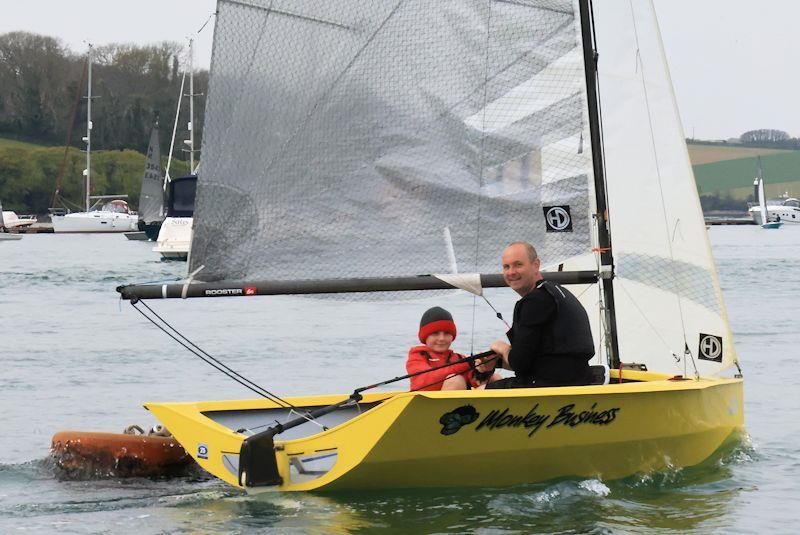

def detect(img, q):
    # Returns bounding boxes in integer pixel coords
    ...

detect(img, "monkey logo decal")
[439,405,480,435]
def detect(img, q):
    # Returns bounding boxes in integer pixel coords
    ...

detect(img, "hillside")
[0,137,47,150]
[687,143,800,200]
[0,137,191,214]
[686,144,791,165]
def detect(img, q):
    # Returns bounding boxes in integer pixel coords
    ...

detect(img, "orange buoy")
[51,430,195,478]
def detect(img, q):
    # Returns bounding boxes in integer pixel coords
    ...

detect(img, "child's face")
[425,331,454,353]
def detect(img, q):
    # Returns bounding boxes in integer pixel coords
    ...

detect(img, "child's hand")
[475,356,497,373]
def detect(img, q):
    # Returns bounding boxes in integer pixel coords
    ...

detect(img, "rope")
[130,300,298,410]
[481,294,511,330]
[241,353,498,434]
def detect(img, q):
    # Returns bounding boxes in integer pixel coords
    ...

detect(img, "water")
[1,228,798,533]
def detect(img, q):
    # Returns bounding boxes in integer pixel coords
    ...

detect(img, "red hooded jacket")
[406,345,477,391]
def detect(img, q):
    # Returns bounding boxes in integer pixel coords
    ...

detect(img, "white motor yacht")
[748,195,800,224]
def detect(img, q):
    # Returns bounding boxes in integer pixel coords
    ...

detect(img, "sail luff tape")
[181,265,205,299]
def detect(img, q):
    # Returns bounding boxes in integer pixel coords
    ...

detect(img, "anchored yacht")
[52,198,138,233]
[51,44,137,234]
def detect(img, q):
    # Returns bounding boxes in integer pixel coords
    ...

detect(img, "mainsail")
[138,126,165,225]
[122,0,739,378]
[191,0,595,282]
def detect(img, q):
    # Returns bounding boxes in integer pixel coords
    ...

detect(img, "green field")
[0,137,48,150]
[692,149,800,200]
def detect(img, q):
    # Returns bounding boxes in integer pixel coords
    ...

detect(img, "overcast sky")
[2,0,797,140]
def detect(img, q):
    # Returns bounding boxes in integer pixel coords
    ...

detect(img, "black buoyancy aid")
[536,280,595,359]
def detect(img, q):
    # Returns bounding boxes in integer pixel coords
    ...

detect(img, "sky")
[1,0,798,140]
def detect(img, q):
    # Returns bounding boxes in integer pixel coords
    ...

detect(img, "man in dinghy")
[487,242,594,388]
[407,307,500,391]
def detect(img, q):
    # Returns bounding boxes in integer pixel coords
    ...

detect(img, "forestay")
[138,127,165,225]
[190,0,595,283]
[585,0,737,375]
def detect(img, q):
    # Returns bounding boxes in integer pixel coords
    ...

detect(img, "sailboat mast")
[578,0,620,368]
[187,38,196,174]
[83,44,93,213]
[165,71,186,189]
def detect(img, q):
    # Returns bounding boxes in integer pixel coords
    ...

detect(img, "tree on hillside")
[0,32,206,159]
[0,32,81,143]
[739,129,790,144]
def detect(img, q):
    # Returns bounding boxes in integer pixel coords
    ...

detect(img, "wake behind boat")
[117,0,745,492]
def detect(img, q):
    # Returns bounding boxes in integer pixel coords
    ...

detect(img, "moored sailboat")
[135,125,166,240]
[118,0,744,492]
[153,38,200,260]
[749,160,784,228]
[51,44,138,233]
[152,173,197,259]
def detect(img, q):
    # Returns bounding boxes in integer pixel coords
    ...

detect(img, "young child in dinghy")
[406,306,500,391]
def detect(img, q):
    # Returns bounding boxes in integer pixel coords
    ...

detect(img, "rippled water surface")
[1,228,798,533]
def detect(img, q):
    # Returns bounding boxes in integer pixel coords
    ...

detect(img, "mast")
[185,38,197,174]
[578,0,620,368]
[165,71,187,189]
[83,44,93,213]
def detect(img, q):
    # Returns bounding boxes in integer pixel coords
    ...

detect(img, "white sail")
[138,126,165,224]
[585,0,737,375]
[758,173,769,224]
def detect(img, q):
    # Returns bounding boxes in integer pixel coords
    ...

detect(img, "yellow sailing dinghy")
[141,370,742,492]
[118,0,744,492]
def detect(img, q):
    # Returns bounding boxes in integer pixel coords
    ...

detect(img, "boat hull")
[749,205,800,224]
[153,216,192,260]
[138,220,162,240]
[52,212,138,233]
[145,370,744,492]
